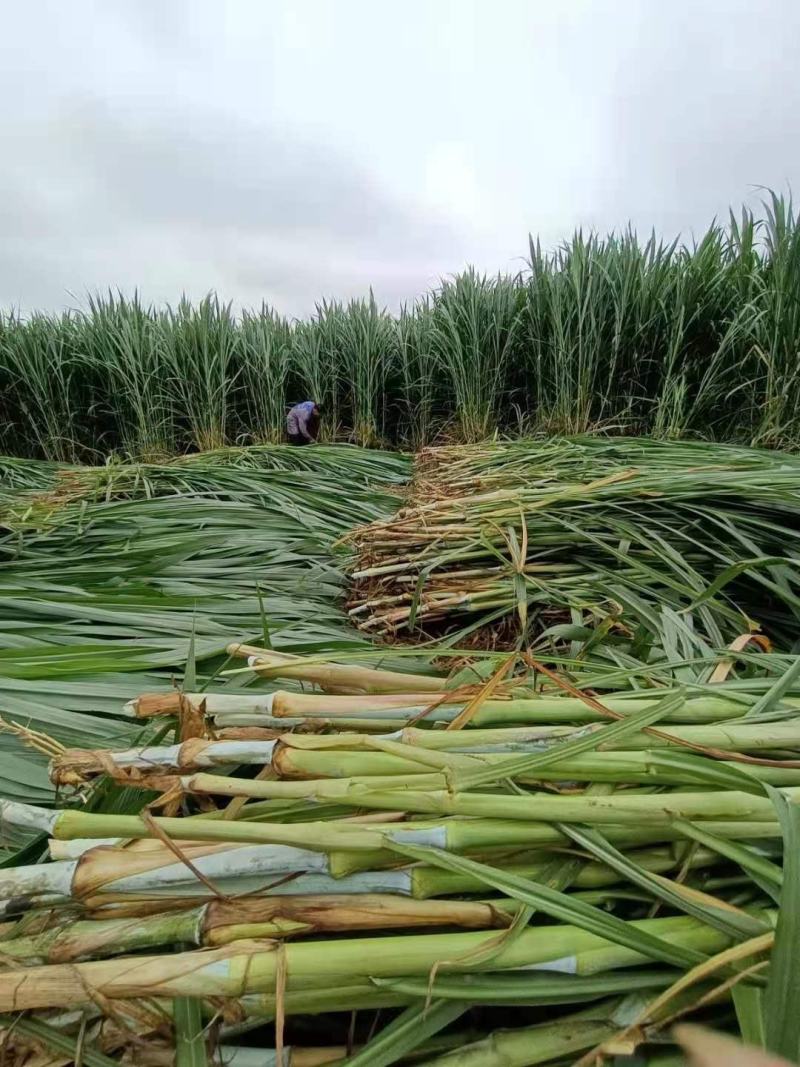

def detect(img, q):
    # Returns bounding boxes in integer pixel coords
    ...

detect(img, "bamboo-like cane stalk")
[0,801,387,850]
[285,720,800,753]
[257,690,778,726]
[225,643,446,694]
[127,688,782,726]
[50,719,800,787]
[0,912,747,1012]
[127,689,444,719]
[0,895,517,963]
[328,818,782,877]
[0,841,431,903]
[0,840,727,928]
[180,770,449,801]
[266,747,800,786]
[310,786,795,824]
[51,739,280,785]
[0,801,782,874]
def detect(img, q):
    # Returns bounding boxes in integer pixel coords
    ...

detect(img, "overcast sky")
[1,0,799,317]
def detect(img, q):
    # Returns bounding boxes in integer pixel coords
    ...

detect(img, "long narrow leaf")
[341,998,467,1067]
[733,984,767,1048]
[746,658,800,718]
[174,996,208,1067]
[388,841,709,970]
[459,689,687,788]
[373,969,678,1005]
[0,1014,120,1067]
[764,786,800,1060]
[671,817,783,903]
[559,823,768,940]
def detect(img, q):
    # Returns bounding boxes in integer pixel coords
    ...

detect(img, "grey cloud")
[2,0,799,315]
[0,98,467,315]
[587,1,800,238]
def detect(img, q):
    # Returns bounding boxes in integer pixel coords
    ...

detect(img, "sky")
[1,0,799,318]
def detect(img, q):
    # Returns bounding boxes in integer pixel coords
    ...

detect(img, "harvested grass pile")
[345,437,800,649]
[0,446,412,805]
[0,644,798,1063]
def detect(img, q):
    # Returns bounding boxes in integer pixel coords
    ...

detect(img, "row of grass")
[2,192,800,460]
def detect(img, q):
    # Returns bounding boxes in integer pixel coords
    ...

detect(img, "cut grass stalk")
[0,912,742,1012]
[225,644,445,694]
[293,719,800,753]
[317,786,793,823]
[180,754,800,795]
[0,895,518,963]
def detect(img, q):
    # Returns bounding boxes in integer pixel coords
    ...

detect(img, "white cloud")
[424,142,481,222]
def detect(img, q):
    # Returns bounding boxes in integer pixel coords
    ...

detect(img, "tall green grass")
[317,292,393,447]
[394,299,437,447]
[238,304,292,444]
[0,310,86,462]
[160,295,238,453]
[83,292,174,459]
[2,194,800,458]
[432,269,523,442]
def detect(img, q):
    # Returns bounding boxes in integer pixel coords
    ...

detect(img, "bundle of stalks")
[344,437,800,648]
[0,639,798,1065]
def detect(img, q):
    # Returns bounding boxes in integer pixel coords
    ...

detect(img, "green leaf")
[764,786,800,1061]
[684,556,800,612]
[173,996,208,1067]
[255,580,273,650]
[0,1014,120,1067]
[373,968,676,1005]
[745,656,800,718]
[341,998,467,1067]
[733,984,766,1048]
[459,688,687,788]
[642,750,769,797]
[387,841,708,971]
[184,623,197,692]
[671,818,782,904]
[559,823,769,940]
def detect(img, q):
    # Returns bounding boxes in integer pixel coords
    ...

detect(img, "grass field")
[2,193,800,459]
[2,198,800,1064]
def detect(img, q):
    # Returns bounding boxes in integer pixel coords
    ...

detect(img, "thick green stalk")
[269,748,800,787]
[330,818,782,876]
[0,911,202,964]
[0,896,519,963]
[306,720,800,753]
[239,984,409,1019]
[276,693,775,727]
[408,844,721,898]
[184,770,448,801]
[46,807,382,851]
[225,643,445,695]
[0,913,739,1011]
[331,786,795,824]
